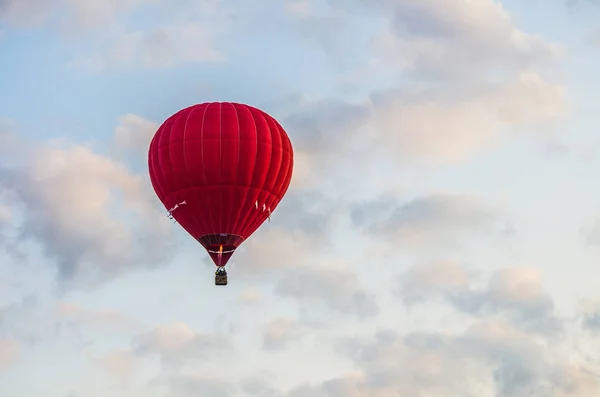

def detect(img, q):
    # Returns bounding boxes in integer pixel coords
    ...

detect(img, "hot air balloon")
[148,102,294,285]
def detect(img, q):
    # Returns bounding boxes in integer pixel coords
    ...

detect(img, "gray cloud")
[161,375,234,397]
[236,188,343,274]
[289,376,370,397]
[269,190,340,239]
[133,322,231,369]
[582,310,600,331]
[277,0,567,170]
[284,99,370,157]
[275,266,379,320]
[396,259,471,305]
[579,302,600,333]
[0,294,56,345]
[397,262,563,336]
[365,0,558,80]
[0,135,175,290]
[262,318,303,351]
[325,322,600,397]
[0,295,140,351]
[351,193,501,250]
[241,377,282,397]
[278,74,566,172]
[287,0,560,82]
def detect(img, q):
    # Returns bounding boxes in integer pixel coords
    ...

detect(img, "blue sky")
[3,0,600,396]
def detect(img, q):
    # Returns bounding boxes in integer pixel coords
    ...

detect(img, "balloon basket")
[215,274,228,286]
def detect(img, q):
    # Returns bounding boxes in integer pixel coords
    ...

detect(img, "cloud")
[1,0,227,71]
[237,288,261,305]
[69,21,224,72]
[241,377,282,397]
[0,0,159,31]
[160,375,234,397]
[566,0,600,8]
[0,133,174,289]
[579,301,600,333]
[279,0,567,170]
[351,193,502,250]
[237,189,342,274]
[284,99,369,158]
[326,321,600,397]
[281,98,371,182]
[582,217,600,246]
[134,322,231,368]
[0,295,43,341]
[56,301,137,330]
[0,114,177,288]
[285,0,311,17]
[0,294,140,350]
[365,73,567,162]
[275,265,379,320]
[289,374,369,397]
[397,262,562,336]
[396,260,471,305]
[585,26,600,48]
[262,318,302,351]
[91,349,138,383]
[0,0,59,27]
[0,203,11,227]
[62,0,154,26]
[364,0,560,79]
[0,339,18,370]
[305,74,565,166]
[0,0,184,28]
[0,118,17,149]
[112,113,158,156]
[288,0,560,81]
[285,0,364,64]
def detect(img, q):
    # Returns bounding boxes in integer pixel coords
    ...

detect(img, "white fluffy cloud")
[113,113,159,155]
[0,123,173,289]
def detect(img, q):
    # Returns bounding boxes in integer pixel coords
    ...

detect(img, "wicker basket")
[215,274,228,286]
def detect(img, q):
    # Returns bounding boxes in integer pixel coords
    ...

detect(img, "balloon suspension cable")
[255,200,272,223]
[167,200,187,222]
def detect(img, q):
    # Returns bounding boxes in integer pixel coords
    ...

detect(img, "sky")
[4,0,600,396]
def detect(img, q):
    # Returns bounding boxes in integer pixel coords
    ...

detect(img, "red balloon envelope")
[148,102,294,267]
